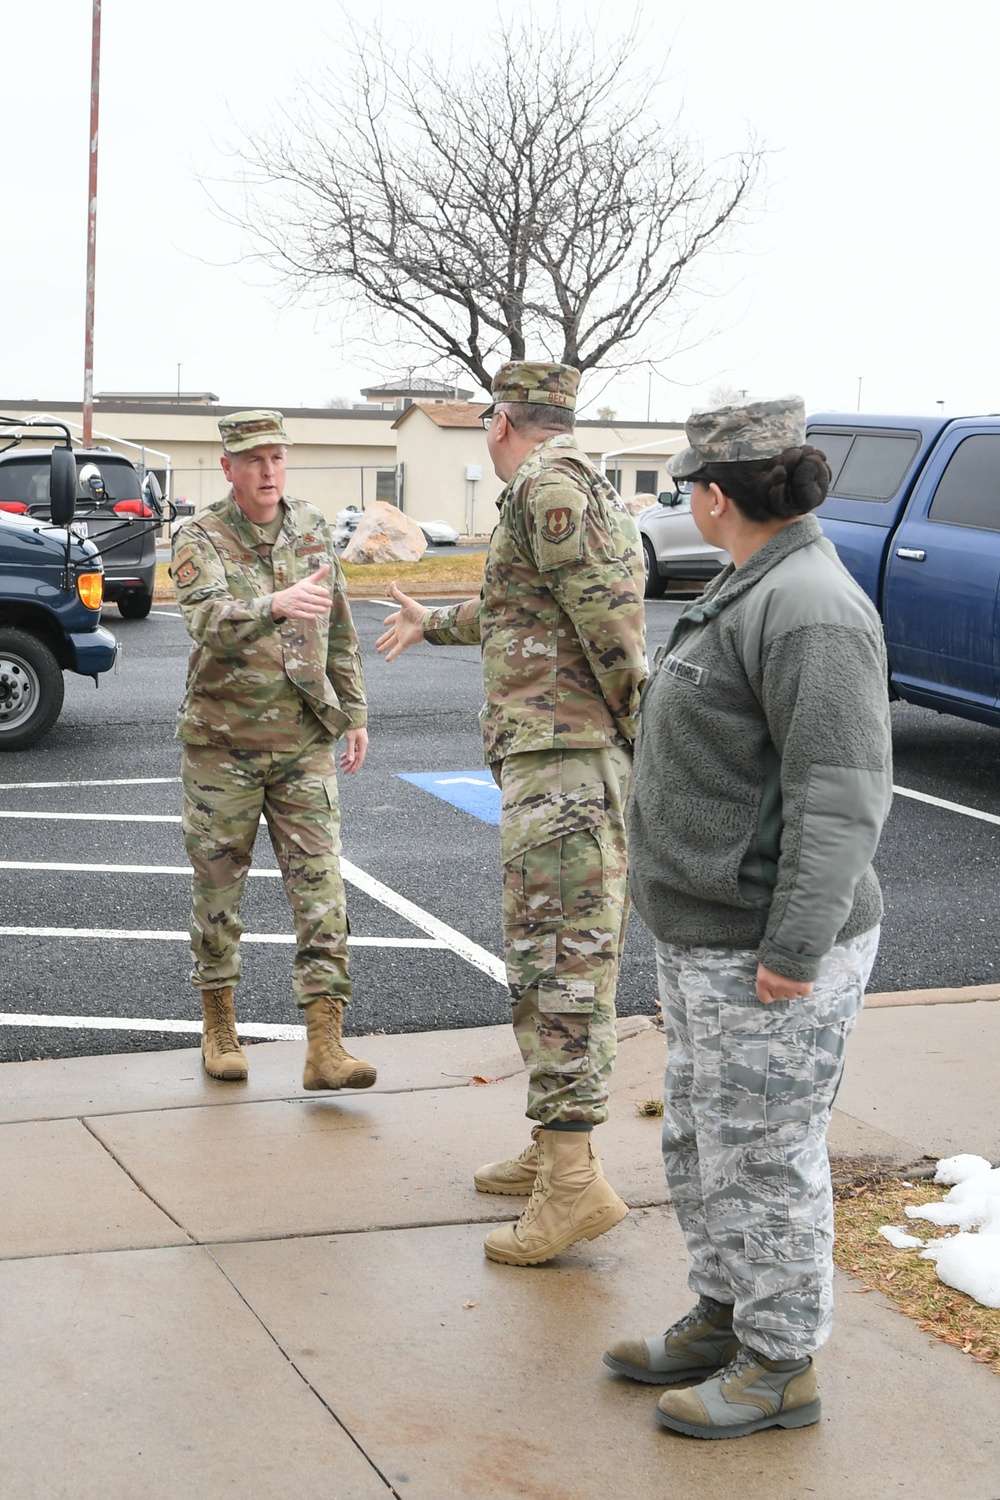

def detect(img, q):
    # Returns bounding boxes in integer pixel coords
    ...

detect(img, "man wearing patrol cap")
[171,408,376,1093]
[378,361,648,1266]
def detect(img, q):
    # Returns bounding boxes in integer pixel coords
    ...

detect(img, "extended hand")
[756,963,814,1005]
[375,582,429,661]
[340,727,368,774]
[272,563,333,620]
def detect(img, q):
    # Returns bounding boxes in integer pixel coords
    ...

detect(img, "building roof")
[96,391,220,405]
[392,401,489,430]
[362,378,475,399]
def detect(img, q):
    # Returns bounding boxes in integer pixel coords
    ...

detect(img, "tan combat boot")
[474,1139,539,1195]
[483,1126,628,1266]
[200,985,248,1082]
[302,997,377,1091]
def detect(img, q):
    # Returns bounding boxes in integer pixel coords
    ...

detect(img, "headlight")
[77,572,104,610]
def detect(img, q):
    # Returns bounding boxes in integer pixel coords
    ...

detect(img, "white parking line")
[0,849,506,982]
[0,810,181,822]
[0,777,180,791]
[893,785,1000,828]
[0,861,244,875]
[0,1012,304,1041]
[341,857,506,983]
[0,927,443,947]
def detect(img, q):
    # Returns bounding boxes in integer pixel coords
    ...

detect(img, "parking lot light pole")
[82,0,101,449]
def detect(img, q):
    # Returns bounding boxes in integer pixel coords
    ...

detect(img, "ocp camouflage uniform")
[171,492,366,1007]
[424,434,647,1125]
[655,927,879,1360]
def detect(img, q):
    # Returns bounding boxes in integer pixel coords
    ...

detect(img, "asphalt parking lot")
[0,594,997,1063]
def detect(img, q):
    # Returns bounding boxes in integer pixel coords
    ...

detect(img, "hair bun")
[753,445,831,518]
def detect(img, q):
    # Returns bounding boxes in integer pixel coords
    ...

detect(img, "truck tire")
[118,589,153,620]
[0,629,65,750]
[642,536,667,599]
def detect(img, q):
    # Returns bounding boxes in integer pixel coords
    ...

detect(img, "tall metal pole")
[82,0,102,448]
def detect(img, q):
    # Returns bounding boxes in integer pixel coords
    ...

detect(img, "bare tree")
[232,18,763,393]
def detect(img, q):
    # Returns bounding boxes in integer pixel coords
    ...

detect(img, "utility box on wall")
[465,464,483,481]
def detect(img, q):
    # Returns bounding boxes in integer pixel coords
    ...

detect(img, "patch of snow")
[934,1154,993,1186]
[921,1234,1000,1309]
[880,1156,1000,1311]
[878,1225,925,1250]
[906,1166,1000,1233]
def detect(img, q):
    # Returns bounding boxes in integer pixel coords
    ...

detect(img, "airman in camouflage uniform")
[378,362,647,1266]
[172,408,377,1093]
[604,395,893,1438]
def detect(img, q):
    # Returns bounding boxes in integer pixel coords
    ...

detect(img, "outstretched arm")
[376,583,431,661]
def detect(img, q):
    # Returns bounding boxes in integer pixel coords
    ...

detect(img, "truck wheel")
[118,590,153,620]
[642,536,667,599]
[0,629,65,750]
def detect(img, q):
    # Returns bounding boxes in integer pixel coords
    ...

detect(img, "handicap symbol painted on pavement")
[398,771,501,825]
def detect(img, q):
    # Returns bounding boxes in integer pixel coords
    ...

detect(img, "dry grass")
[153,554,487,601]
[833,1166,1000,1374]
[341,553,486,590]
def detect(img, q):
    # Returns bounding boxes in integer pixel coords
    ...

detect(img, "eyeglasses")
[480,414,495,431]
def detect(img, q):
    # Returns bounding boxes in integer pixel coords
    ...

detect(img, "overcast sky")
[4,0,998,422]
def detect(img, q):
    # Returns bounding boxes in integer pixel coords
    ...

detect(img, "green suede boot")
[655,1346,820,1439]
[603,1296,739,1384]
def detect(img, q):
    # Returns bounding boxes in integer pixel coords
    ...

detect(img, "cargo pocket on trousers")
[501,789,605,926]
[718,1006,816,1149]
[744,1226,820,1334]
[536,976,596,1078]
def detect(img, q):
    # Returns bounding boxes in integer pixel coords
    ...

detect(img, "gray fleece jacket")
[627,514,893,982]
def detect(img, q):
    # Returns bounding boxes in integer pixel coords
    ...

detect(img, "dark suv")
[0,446,157,618]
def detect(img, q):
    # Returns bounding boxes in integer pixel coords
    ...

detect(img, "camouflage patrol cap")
[481,361,580,419]
[218,409,292,454]
[669,395,806,479]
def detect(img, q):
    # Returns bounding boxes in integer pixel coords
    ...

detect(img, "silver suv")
[637,486,727,598]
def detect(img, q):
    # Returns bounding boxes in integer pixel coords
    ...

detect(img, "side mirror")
[78,462,107,502]
[49,446,77,527]
[657,489,682,508]
[142,472,164,520]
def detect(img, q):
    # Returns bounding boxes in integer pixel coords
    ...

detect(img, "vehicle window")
[635,469,658,494]
[830,433,919,501]
[927,434,1000,533]
[0,461,49,505]
[0,456,141,507]
[807,431,853,487]
[75,457,141,504]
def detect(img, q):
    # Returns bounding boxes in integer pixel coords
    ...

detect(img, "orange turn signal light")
[77,572,104,611]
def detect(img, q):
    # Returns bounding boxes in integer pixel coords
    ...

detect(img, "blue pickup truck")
[808,412,1000,728]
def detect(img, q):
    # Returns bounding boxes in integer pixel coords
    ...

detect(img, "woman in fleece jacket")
[604,396,893,1441]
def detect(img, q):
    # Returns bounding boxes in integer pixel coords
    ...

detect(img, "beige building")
[0,393,684,535]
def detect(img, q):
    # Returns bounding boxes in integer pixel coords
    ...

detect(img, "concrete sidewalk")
[2,1002,998,1500]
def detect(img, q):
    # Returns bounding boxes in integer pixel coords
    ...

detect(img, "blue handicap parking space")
[399,770,501,825]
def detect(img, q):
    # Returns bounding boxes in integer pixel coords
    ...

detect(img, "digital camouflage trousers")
[655,927,880,1361]
[498,744,632,1128]
[181,737,351,1009]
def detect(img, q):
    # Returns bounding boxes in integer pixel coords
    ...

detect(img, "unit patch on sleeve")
[173,556,200,588]
[541,506,575,544]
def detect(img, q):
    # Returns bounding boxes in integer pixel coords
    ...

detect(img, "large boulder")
[341,502,427,564]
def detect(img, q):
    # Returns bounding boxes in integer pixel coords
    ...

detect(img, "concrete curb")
[865,982,1000,1007]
